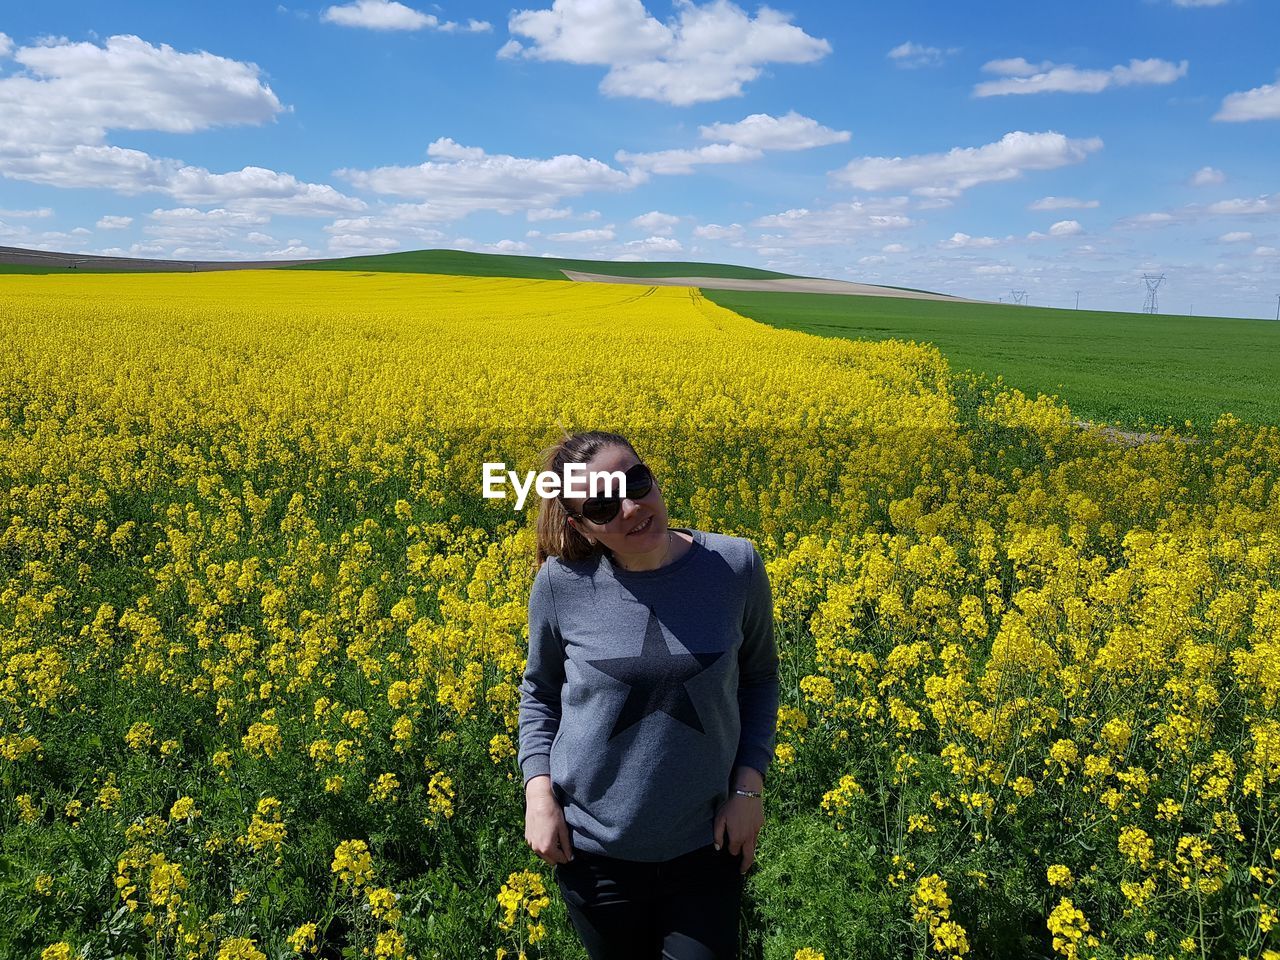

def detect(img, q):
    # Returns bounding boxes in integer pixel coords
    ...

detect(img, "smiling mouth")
[626,516,653,536]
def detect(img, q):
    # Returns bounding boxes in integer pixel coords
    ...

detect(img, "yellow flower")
[331,839,375,890]
[1046,865,1073,888]
[125,721,155,750]
[239,797,287,855]
[169,796,200,821]
[368,773,400,804]
[287,922,318,954]
[241,722,283,758]
[217,937,267,960]
[496,870,551,933]
[1047,898,1090,960]
[1118,826,1154,869]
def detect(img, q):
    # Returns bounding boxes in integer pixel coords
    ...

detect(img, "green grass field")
[703,289,1280,430]
[284,248,798,281]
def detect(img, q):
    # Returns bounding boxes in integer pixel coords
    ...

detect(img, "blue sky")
[1,0,1278,316]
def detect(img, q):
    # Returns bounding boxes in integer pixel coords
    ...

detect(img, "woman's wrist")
[732,765,764,792]
[525,774,554,797]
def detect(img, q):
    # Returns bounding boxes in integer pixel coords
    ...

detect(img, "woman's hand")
[712,792,764,874]
[525,775,574,865]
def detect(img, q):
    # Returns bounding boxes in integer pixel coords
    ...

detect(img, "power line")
[1142,273,1166,314]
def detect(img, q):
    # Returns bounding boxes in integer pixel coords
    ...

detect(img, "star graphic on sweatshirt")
[586,605,725,741]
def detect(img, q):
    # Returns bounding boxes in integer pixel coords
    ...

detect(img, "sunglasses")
[563,462,655,526]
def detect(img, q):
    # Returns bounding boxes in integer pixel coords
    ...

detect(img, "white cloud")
[323,0,436,29]
[1106,194,1277,233]
[526,206,599,221]
[981,57,1051,78]
[167,167,365,215]
[426,139,486,161]
[262,243,320,258]
[974,57,1188,97]
[140,207,282,251]
[96,215,133,229]
[1172,0,1228,6]
[0,35,362,218]
[616,110,846,178]
[693,222,742,240]
[698,111,849,151]
[548,227,616,242]
[832,131,1102,196]
[1218,231,1252,243]
[149,207,271,226]
[502,0,830,105]
[527,206,573,221]
[1,35,283,146]
[338,137,639,217]
[974,264,1015,276]
[630,210,679,234]
[0,33,12,58]
[882,243,909,253]
[0,206,54,217]
[328,234,404,255]
[942,232,1001,249]
[321,0,489,31]
[887,41,957,69]
[1049,219,1083,236]
[1214,80,1280,122]
[858,255,886,265]
[454,237,530,253]
[615,142,761,175]
[323,209,449,252]
[1118,211,1177,227]
[622,235,683,254]
[1030,196,1100,210]
[1206,195,1280,216]
[1254,246,1280,258]
[1189,166,1225,186]
[751,199,915,246]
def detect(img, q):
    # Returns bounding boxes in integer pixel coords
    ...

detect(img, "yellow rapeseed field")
[1,271,1278,960]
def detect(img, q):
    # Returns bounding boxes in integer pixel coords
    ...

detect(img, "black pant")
[553,842,745,959]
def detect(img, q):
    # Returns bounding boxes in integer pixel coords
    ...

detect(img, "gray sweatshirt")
[518,527,779,862]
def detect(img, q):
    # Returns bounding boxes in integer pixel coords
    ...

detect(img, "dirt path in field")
[560,269,982,302]
[1072,419,1200,446]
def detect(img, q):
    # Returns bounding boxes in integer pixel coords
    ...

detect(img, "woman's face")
[562,444,670,558]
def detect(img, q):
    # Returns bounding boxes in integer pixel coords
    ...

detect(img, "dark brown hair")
[533,430,639,574]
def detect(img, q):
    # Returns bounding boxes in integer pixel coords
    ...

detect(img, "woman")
[517,430,780,960]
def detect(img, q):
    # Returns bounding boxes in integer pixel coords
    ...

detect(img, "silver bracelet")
[733,788,763,799]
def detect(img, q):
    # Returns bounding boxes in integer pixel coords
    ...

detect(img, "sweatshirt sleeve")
[734,544,780,784]
[518,562,566,787]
